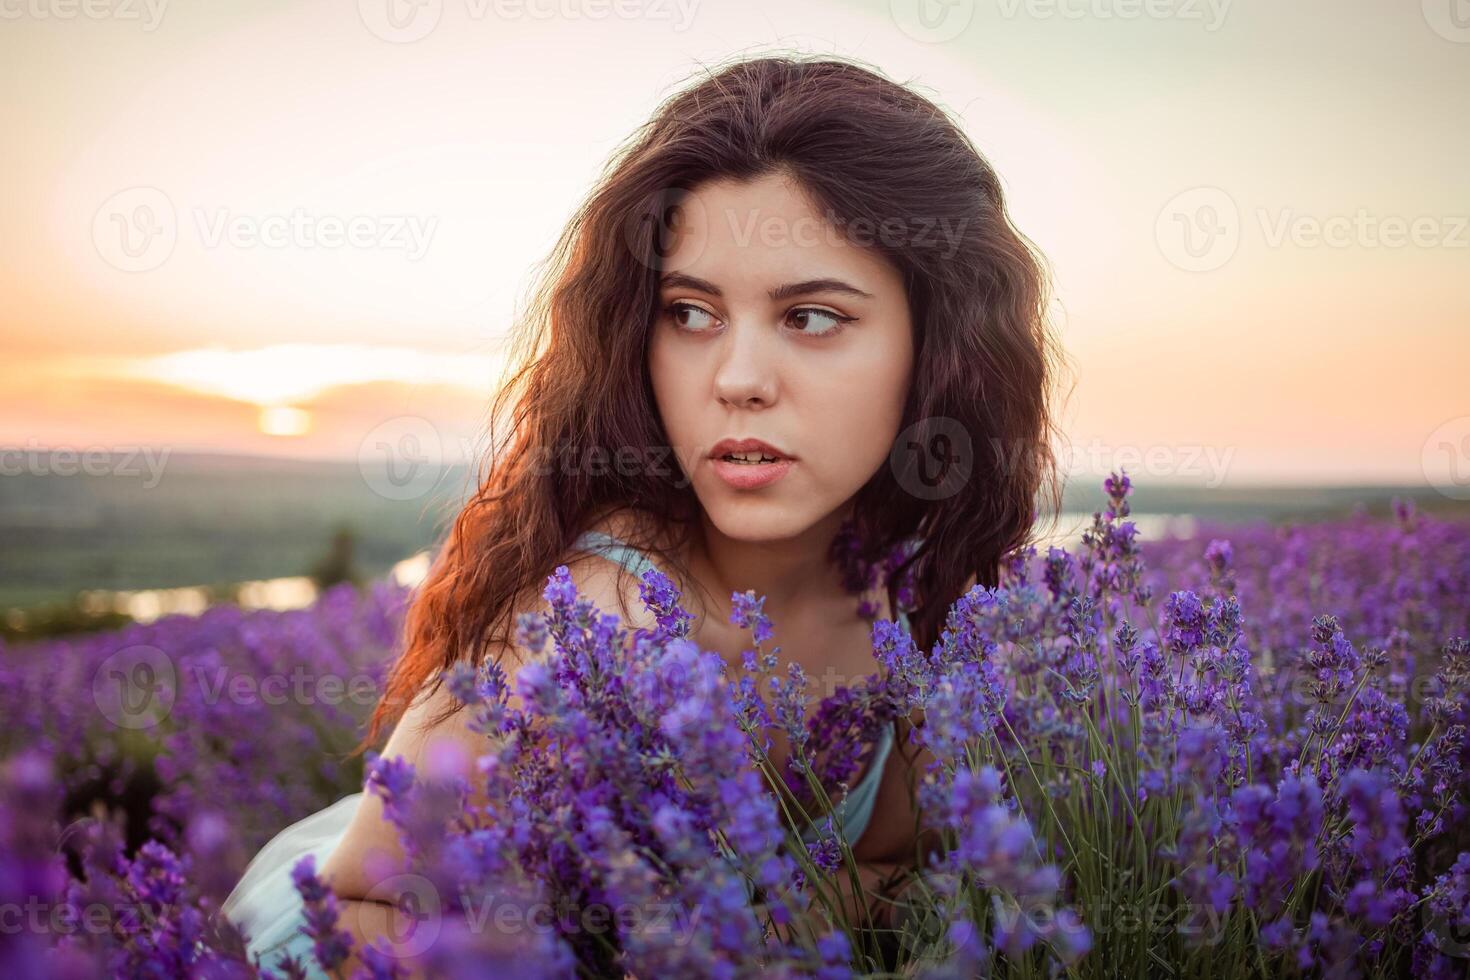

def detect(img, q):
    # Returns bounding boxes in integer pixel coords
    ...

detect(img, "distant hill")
[0,451,1463,609]
[1069,481,1469,525]
[0,451,474,609]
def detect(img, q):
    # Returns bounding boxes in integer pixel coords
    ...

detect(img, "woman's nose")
[711,318,779,409]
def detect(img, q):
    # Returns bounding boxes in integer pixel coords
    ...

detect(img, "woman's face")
[648,172,915,542]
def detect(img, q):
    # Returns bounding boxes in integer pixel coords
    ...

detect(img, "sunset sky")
[2,0,1466,487]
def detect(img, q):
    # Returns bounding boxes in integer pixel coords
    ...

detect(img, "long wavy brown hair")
[362,53,1069,747]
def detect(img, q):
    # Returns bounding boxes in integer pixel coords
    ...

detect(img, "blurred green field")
[2,450,1465,614]
[0,452,472,611]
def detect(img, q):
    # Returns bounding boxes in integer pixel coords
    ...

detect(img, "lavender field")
[2,475,1467,978]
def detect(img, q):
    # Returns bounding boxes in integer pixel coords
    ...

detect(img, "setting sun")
[257,405,312,437]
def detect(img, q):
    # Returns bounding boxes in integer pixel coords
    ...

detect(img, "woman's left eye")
[665,302,718,332]
[662,302,855,338]
[787,307,856,337]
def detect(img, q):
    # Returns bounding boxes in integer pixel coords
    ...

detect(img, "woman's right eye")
[664,301,719,333]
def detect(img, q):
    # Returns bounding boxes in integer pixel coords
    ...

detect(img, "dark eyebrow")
[659,272,873,302]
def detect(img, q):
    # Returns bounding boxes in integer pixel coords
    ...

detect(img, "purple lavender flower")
[290,855,353,972]
[730,589,775,647]
[637,567,696,640]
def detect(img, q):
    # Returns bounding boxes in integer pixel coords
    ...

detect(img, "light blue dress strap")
[802,718,896,847]
[809,606,909,845]
[571,529,663,582]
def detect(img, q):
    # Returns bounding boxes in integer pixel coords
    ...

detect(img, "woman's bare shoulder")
[566,506,689,622]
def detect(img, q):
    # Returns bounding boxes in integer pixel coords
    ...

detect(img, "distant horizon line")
[0,444,1455,494]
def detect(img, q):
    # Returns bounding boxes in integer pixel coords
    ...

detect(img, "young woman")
[223,53,1063,976]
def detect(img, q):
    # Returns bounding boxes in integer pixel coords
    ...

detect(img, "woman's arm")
[329,897,429,978]
[315,551,658,968]
[316,679,499,900]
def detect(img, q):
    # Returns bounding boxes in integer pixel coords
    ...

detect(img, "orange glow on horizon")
[0,2,1463,486]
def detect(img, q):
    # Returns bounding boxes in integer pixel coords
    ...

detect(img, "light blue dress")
[222,530,901,975]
